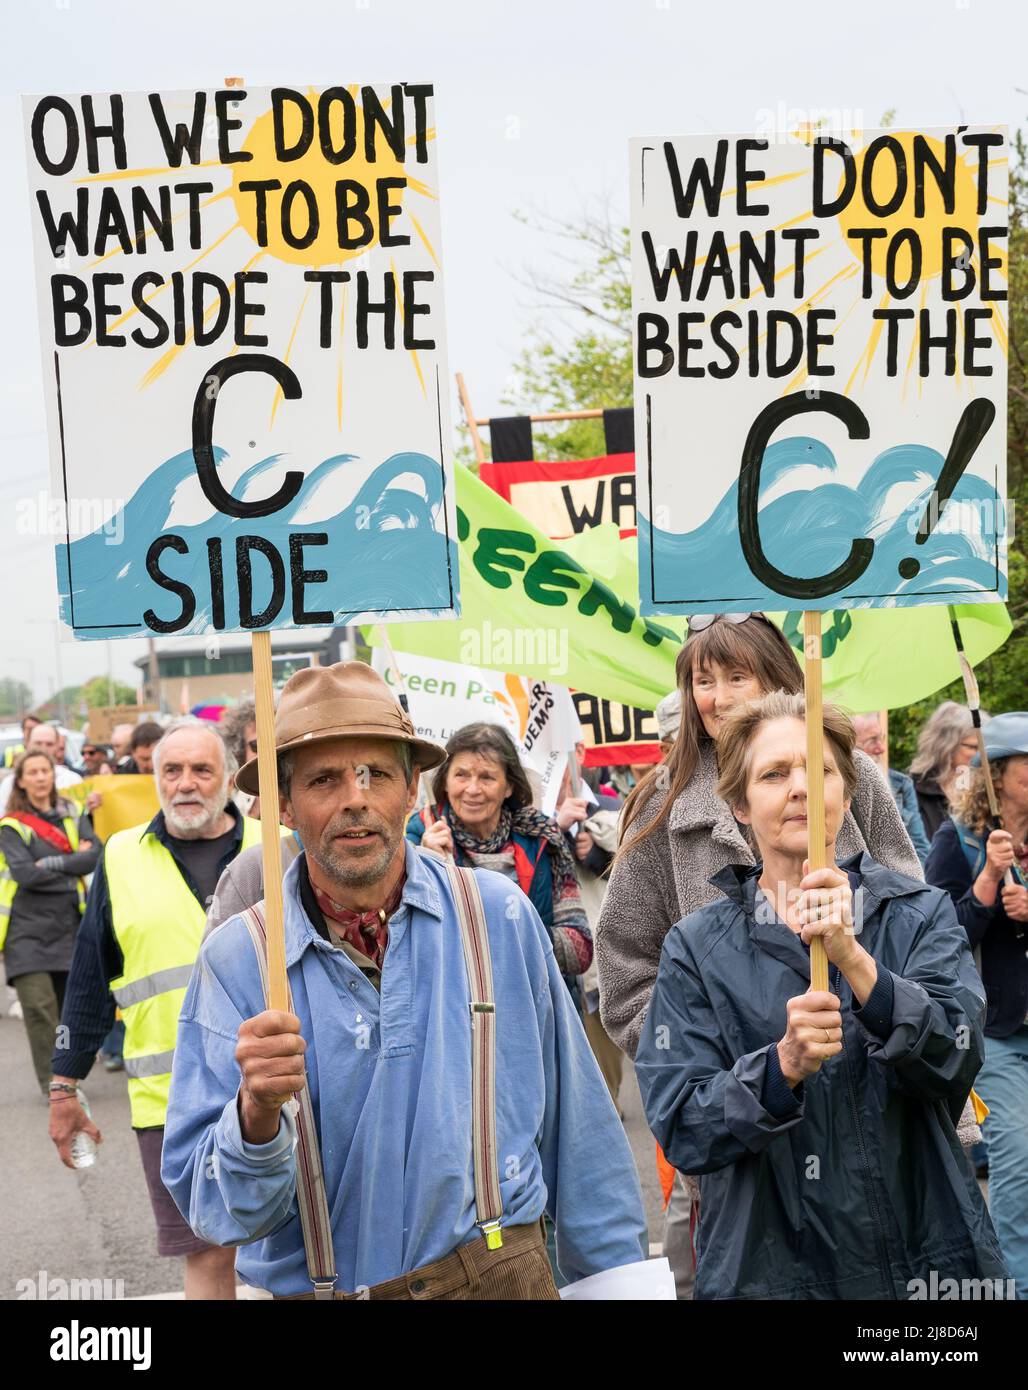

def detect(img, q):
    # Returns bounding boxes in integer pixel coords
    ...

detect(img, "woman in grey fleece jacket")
[597,616,922,1061]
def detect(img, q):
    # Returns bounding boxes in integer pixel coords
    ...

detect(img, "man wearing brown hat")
[162,662,646,1299]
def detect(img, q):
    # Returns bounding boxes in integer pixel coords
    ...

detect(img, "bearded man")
[49,717,265,1299]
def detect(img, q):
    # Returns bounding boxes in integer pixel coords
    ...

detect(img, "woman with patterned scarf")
[406,722,592,981]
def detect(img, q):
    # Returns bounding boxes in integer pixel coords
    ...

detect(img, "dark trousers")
[13,971,67,1095]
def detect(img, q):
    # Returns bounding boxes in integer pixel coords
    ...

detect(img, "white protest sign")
[371,649,583,815]
[23,84,457,640]
[631,127,1008,615]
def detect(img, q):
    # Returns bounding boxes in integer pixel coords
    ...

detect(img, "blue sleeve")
[51,856,118,1079]
[854,890,987,1105]
[527,898,647,1281]
[405,811,426,847]
[925,819,996,948]
[898,782,932,866]
[161,922,299,1247]
[762,1041,804,1118]
[851,963,894,1039]
[636,929,806,1174]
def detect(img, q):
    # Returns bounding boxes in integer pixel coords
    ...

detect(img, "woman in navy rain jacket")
[636,692,1006,1301]
[925,710,1028,1298]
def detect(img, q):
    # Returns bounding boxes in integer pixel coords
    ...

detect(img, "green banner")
[369,465,685,707]
[777,604,1012,713]
[368,465,1011,713]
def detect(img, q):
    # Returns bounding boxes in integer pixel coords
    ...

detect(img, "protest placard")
[370,648,581,813]
[632,127,1009,615]
[63,773,159,839]
[23,84,457,640]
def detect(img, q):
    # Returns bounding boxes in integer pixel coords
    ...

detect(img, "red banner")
[480,450,664,766]
[478,453,636,539]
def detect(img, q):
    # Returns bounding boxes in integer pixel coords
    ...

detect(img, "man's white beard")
[163,781,228,837]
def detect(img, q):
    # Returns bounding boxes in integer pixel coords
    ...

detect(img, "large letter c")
[192,354,304,519]
[738,391,874,601]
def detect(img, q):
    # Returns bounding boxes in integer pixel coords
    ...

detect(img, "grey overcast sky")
[3,0,1026,703]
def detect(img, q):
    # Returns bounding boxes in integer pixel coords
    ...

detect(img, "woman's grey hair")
[219,700,256,769]
[431,722,532,812]
[152,716,238,783]
[909,700,979,784]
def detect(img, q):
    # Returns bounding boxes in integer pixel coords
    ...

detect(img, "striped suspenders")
[445,864,504,1250]
[239,863,504,1298]
[241,905,338,1299]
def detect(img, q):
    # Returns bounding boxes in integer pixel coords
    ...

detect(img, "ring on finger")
[823,1028,832,1044]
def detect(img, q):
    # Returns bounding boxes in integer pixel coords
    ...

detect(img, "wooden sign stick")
[252,628,289,1011]
[218,75,287,1013]
[948,605,1013,887]
[803,611,830,993]
[456,371,488,466]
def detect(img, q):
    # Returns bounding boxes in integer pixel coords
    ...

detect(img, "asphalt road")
[0,980,663,1301]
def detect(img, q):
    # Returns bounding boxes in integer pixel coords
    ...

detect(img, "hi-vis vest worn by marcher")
[106,816,263,1129]
[0,814,85,952]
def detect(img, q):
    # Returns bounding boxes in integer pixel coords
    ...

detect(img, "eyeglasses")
[687,612,760,633]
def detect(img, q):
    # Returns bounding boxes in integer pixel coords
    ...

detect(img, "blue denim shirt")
[161,843,646,1295]
[888,769,931,865]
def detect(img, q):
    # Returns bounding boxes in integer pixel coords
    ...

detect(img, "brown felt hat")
[234,661,445,796]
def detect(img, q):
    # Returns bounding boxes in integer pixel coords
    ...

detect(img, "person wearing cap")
[926,711,1028,1297]
[161,662,647,1300]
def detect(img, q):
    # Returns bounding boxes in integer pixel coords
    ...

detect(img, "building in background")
[136,628,353,712]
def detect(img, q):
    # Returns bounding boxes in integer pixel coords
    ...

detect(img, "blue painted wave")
[57,449,458,639]
[640,435,1005,614]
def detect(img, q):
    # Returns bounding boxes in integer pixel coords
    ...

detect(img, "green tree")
[0,678,34,720]
[81,675,137,709]
[501,206,632,460]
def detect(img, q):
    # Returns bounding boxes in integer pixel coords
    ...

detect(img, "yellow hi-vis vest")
[3,743,25,769]
[0,813,85,952]
[105,815,264,1128]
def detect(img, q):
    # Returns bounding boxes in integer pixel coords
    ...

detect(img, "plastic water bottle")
[70,1088,97,1169]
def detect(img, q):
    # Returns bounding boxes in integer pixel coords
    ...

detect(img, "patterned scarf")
[312,870,406,971]
[445,803,578,887]
[441,803,591,976]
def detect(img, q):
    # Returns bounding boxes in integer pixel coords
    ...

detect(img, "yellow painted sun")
[712,129,1008,399]
[230,88,408,267]
[77,86,439,417]
[835,132,979,279]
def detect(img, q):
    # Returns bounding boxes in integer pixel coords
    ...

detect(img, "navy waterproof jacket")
[636,853,1006,1300]
[925,817,1028,1039]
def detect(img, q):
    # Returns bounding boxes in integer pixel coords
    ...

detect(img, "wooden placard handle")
[949,607,1014,888]
[252,629,289,1011]
[803,612,829,993]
